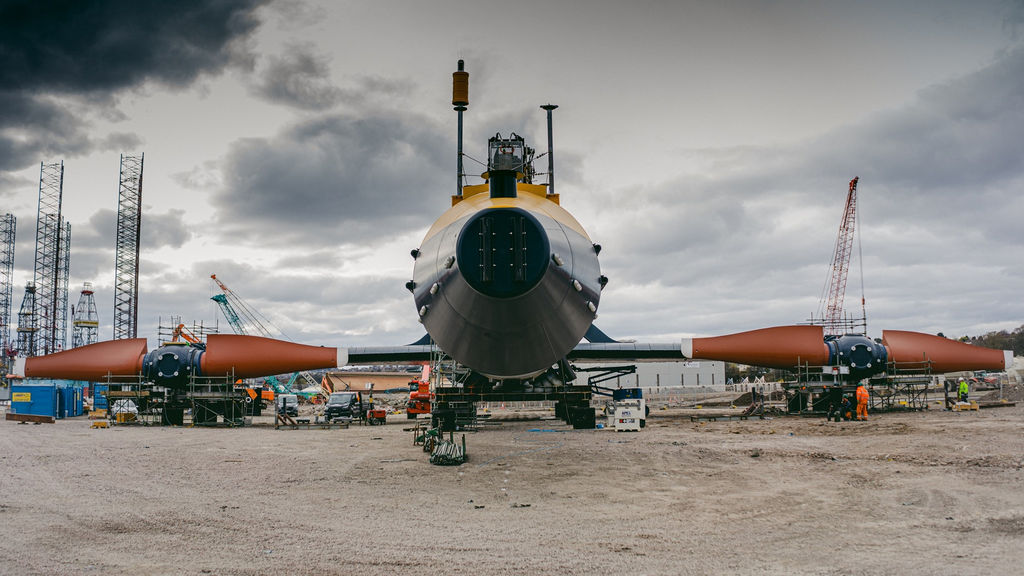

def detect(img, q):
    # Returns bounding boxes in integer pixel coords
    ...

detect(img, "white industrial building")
[576,360,726,391]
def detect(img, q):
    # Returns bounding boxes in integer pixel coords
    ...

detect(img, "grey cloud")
[142,209,192,250]
[805,47,1024,236]
[71,210,118,251]
[335,76,417,108]
[253,44,343,110]
[72,208,190,252]
[186,259,414,345]
[1005,0,1024,39]
[62,207,191,290]
[270,249,344,270]
[812,73,1024,194]
[268,0,329,31]
[589,47,1024,338]
[70,246,114,283]
[0,172,33,198]
[250,42,419,111]
[212,110,448,245]
[98,132,145,153]
[171,161,222,192]
[353,76,415,99]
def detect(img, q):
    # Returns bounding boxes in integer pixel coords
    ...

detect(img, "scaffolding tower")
[1,214,14,379]
[156,315,218,346]
[31,162,70,355]
[113,153,144,340]
[56,221,71,351]
[71,282,100,348]
[16,283,36,357]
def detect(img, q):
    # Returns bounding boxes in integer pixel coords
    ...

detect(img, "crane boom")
[210,275,275,337]
[820,177,861,335]
[210,274,324,397]
[210,294,245,335]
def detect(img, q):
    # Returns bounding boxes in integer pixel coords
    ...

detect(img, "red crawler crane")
[819,177,865,336]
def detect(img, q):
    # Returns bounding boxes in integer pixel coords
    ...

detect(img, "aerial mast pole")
[541,104,558,197]
[453,60,469,198]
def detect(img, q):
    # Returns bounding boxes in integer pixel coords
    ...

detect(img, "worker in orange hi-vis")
[855,383,870,421]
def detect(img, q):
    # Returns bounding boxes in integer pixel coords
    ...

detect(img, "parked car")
[276,393,299,417]
[324,392,363,422]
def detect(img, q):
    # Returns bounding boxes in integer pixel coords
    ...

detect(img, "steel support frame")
[784,361,933,414]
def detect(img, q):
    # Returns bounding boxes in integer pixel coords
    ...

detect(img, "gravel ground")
[2,402,1023,575]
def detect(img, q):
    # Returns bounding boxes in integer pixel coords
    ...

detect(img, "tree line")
[961,324,1024,357]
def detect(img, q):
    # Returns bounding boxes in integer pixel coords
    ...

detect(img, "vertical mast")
[452,60,469,198]
[0,214,14,377]
[113,153,144,340]
[32,161,66,355]
[541,104,558,197]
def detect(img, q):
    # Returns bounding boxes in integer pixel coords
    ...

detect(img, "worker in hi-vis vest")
[958,378,969,402]
[855,383,869,421]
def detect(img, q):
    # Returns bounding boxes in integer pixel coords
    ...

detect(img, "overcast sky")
[2,0,1022,352]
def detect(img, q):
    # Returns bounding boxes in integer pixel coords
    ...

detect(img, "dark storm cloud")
[0,0,266,173]
[252,44,343,110]
[0,0,265,92]
[0,93,93,170]
[213,110,448,244]
[590,47,1024,338]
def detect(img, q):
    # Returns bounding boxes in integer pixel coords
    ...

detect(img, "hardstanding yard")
[1,403,1023,575]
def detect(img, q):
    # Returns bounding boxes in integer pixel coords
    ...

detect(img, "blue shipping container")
[11,383,59,418]
[93,384,109,410]
[61,386,83,418]
[11,380,86,419]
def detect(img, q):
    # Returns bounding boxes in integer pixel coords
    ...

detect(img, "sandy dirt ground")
[2,399,1023,576]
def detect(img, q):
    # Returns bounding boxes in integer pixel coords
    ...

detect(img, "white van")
[276,393,299,417]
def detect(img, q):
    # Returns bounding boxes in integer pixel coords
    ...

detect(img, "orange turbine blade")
[24,339,148,382]
[201,334,340,379]
[686,325,830,369]
[882,330,1010,373]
